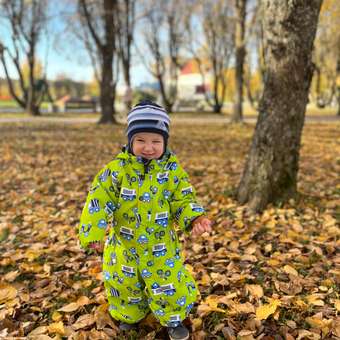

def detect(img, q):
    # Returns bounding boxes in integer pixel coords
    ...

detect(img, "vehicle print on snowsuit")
[120,226,134,240]
[155,212,169,227]
[121,188,136,201]
[157,172,169,184]
[88,199,100,214]
[152,243,167,257]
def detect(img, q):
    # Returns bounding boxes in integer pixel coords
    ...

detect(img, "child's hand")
[88,242,103,253]
[191,216,212,237]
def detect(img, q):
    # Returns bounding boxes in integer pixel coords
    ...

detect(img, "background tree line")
[0,0,338,120]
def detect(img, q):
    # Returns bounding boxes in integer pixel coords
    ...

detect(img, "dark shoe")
[167,324,190,340]
[119,322,137,331]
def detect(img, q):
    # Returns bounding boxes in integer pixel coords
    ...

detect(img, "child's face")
[132,132,164,160]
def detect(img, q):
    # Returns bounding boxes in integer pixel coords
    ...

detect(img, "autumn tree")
[312,0,340,109]
[77,0,118,124]
[139,0,186,113]
[231,0,248,122]
[0,0,48,116]
[185,0,235,113]
[116,0,136,110]
[237,0,323,212]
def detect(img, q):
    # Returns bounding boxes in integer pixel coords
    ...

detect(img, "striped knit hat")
[126,100,170,152]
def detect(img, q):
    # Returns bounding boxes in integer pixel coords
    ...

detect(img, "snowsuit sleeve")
[78,160,121,249]
[170,165,205,234]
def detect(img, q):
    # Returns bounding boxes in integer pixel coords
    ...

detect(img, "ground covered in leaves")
[0,121,339,340]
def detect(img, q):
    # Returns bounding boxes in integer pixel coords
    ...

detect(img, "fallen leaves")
[255,298,281,320]
[0,122,339,339]
[0,283,17,304]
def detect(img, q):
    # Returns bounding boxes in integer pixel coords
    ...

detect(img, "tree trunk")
[231,0,247,123]
[26,100,40,116]
[337,59,340,116]
[237,0,322,212]
[213,102,222,113]
[98,51,116,124]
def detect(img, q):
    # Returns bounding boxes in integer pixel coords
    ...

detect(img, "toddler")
[78,100,211,340]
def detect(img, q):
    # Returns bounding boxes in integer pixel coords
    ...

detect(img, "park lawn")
[0,122,339,339]
[0,101,337,118]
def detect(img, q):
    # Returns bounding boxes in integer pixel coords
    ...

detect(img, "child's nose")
[144,143,153,150]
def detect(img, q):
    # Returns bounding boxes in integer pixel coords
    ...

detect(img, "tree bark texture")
[232,0,247,122]
[237,0,323,212]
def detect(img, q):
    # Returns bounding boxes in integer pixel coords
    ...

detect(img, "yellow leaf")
[267,259,280,266]
[246,284,264,299]
[200,273,211,285]
[256,299,281,320]
[192,318,202,331]
[234,220,244,228]
[306,316,332,329]
[333,299,340,312]
[52,311,62,322]
[57,302,80,313]
[205,295,221,309]
[48,321,65,335]
[283,265,299,276]
[266,219,277,229]
[0,283,17,304]
[185,264,194,275]
[306,294,325,306]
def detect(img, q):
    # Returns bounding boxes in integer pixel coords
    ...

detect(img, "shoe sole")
[169,334,189,340]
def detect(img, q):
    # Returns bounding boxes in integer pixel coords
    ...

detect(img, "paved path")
[0,115,339,124]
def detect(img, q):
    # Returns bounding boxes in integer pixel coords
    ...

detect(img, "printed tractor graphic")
[121,265,136,278]
[152,243,167,257]
[181,186,193,196]
[167,314,181,327]
[121,188,136,201]
[111,171,119,183]
[88,199,100,214]
[157,172,169,184]
[151,283,176,296]
[120,227,134,240]
[128,297,142,305]
[99,168,111,182]
[190,203,204,213]
[104,201,119,215]
[155,212,169,227]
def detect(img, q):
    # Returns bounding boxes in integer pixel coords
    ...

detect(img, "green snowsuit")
[78,148,205,326]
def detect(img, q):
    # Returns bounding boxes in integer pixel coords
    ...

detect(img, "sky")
[0,1,153,87]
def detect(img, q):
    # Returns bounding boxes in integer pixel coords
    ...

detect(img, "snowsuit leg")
[145,262,198,327]
[103,236,150,324]
[137,232,198,327]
